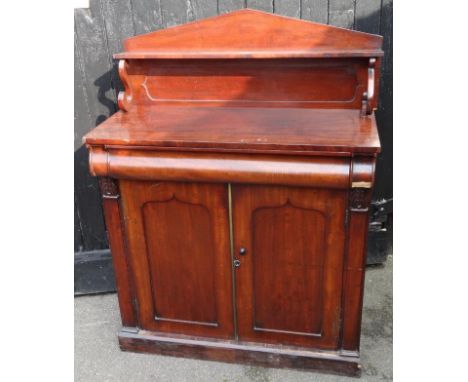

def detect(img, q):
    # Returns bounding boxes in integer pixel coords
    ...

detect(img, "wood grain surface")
[119,181,235,339]
[232,185,347,349]
[80,6,385,375]
[85,107,380,154]
[116,9,383,59]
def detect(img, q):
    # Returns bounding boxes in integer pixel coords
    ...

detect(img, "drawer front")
[232,184,347,349]
[119,180,235,339]
[100,149,351,190]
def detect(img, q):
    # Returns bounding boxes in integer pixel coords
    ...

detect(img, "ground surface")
[75,256,392,381]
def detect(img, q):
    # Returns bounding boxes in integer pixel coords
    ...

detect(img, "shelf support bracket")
[117,60,133,112]
[360,58,376,117]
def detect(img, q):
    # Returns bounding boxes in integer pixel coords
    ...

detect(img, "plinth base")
[118,328,361,377]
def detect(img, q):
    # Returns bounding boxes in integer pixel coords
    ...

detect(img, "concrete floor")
[75,256,392,381]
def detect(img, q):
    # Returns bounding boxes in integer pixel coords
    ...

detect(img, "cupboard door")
[119,181,234,339]
[232,185,347,349]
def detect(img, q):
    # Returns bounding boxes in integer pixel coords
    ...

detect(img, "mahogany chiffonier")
[84,9,382,376]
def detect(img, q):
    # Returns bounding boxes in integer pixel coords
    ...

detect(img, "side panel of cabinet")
[232,185,347,349]
[119,180,234,339]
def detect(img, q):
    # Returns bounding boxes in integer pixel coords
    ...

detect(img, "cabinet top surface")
[84,107,380,155]
[115,9,383,60]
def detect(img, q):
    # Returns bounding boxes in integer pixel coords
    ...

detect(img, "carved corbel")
[99,177,119,200]
[117,60,133,112]
[350,187,371,212]
[349,156,375,212]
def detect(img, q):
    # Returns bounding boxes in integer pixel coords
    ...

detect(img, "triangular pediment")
[115,9,383,59]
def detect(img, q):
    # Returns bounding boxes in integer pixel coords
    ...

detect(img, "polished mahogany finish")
[115,8,383,59]
[84,9,382,376]
[113,59,374,111]
[119,181,234,339]
[90,149,351,189]
[232,185,347,349]
[85,107,380,154]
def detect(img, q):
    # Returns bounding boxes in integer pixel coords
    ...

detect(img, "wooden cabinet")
[84,9,382,376]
